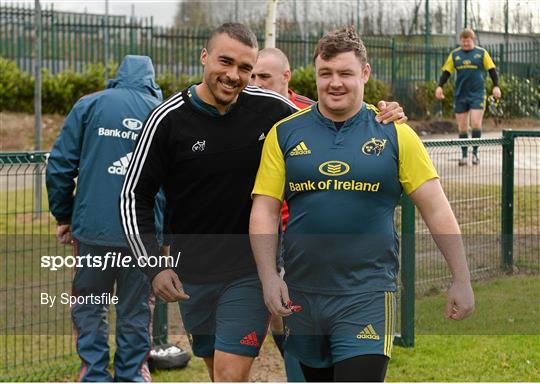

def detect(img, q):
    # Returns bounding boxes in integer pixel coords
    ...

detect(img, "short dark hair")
[313,26,367,66]
[206,23,258,51]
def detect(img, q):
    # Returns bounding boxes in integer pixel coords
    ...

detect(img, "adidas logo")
[356,324,380,340]
[259,132,266,141]
[240,331,260,347]
[107,152,132,175]
[290,141,311,156]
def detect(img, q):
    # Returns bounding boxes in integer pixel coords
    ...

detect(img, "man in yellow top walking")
[436,28,501,166]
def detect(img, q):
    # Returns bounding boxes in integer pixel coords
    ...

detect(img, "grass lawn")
[388,335,539,382]
[3,275,536,381]
[387,275,539,382]
[0,175,537,380]
[149,275,540,382]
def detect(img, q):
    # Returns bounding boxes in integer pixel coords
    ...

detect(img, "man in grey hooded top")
[47,55,164,382]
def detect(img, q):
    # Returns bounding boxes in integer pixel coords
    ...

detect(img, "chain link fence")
[1,131,539,378]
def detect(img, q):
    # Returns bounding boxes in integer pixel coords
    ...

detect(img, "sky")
[16,0,180,26]
[11,0,540,32]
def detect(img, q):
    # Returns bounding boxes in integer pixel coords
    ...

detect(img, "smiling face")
[315,51,371,122]
[198,33,258,113]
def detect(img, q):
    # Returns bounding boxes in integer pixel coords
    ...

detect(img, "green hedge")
[0,58,391,115]
[0,58,34,113]
[1,59,117,114]
[0,58,200,114]
[157,71,202,99]
[289,64,391,104]
[414,75,540,118]
[3,58,536,118]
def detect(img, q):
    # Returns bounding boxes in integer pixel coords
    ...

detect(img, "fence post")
[399,195,415,347]
[103,14,109,78]
[499,43,505,74]
[424,0,430,82]
[501,129,514,272]
[149,16,154,57]
[34,0,43,219]
[129,15,135,53]
[391,37,396,92]
[303,31,309,68]
[50,4,56,73]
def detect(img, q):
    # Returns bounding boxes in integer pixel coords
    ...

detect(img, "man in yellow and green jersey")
[250,27,475,382]
[436,28,501,166]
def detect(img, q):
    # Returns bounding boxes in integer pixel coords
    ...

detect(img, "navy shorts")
[284,290,396,368]
[454,95,486,113]
[179,274,270,358]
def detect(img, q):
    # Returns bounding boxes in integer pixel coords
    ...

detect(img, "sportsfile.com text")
[40,252,180,271]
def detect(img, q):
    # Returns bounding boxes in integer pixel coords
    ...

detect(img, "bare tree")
[172,0,539,36]
[264,0,278,48]
[175,0,214,28]
[434,4,444,34]
[376,5,383,34]
[475,2,484,31]
[526,11,534,33]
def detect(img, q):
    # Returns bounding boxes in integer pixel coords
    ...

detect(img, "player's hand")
[261,274,293,317]
[435,86,445,100]
[162,245,171,256]
[376,101,407,124]
[152,269,190,302]
[492,86,501,99]
[56,224,72,244]
[445,280,475,320]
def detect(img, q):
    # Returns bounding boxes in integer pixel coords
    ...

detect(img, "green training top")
[442,46,496,100]
[253,103,438,294]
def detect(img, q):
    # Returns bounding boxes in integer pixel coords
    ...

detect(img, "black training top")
[120,85,297,283]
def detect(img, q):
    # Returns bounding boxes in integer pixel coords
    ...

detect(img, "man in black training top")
[120,23,406,382]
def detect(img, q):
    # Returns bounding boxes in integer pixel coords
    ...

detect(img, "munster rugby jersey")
[442,46,496,100]
[253,103,438,294]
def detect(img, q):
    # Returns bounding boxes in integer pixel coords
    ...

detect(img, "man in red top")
[251,47,314,111]
[251,48,315,232]
[288,88,314,110]
[250,47,408,382]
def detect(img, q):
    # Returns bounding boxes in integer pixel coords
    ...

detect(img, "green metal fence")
[0,152,78,381]
[397,130,540,346]
[1,130,538,377]
[0,151,168,380]
[2,4,539,118]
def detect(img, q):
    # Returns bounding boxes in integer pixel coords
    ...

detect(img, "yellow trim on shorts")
[384,292,395,357]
